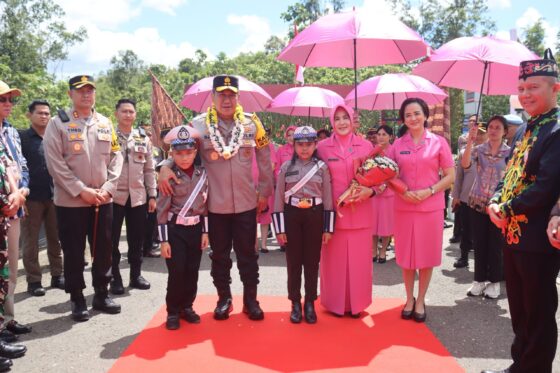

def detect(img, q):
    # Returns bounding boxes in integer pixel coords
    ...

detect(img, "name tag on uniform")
[97,127,111,142]
[286,171,299,176]
[134,144,147,153]
[327,158,339,162]
[400,151,411,154]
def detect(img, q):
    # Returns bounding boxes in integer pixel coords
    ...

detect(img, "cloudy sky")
[50,0,558,78]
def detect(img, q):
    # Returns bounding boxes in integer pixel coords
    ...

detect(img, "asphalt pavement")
[8,224,560,373]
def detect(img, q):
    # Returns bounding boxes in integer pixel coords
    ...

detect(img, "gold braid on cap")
[206,104,245,160]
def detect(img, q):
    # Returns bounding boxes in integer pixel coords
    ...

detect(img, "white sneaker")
[484,282,500,299]
[467,281,486,296]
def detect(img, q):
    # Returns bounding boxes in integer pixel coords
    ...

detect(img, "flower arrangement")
[206,103,245,160]
[337,146,408,209]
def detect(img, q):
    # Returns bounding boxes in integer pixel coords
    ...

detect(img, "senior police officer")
[160,75,273,321]
[109,99,156,295]
[43,75,124,322]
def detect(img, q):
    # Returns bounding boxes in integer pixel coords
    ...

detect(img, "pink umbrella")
[181,75,272,113]
[345,73,448,110]
[277,9,430,108]
[267,86,344,119]
[412,36,539,117]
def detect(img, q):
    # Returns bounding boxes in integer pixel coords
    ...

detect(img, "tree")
[522,18,545,56]
[0,0,86,78]
[106,50,146,92]
[264,36,286,55]
[281,0,345,38]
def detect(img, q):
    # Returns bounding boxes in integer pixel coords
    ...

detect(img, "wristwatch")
[429,186,435,195]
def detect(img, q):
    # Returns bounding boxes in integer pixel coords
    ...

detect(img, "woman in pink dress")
[387,98,455,323]
[275,126,296,176]
[317,104,375,317]
[371,125,395,263]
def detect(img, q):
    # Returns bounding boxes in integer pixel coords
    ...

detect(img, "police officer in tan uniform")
[43,75,124,322]
[110,99,156,295]
[160,75,273,321]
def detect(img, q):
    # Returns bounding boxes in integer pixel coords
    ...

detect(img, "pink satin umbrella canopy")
[345,73,448,110]
[277,9,430,68]
[267,86,344,118]
[180,75,272,113]
[412,36,539,95]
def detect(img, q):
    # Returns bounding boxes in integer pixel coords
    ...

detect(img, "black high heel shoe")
[413,302,427,323]
[401,298,415,320]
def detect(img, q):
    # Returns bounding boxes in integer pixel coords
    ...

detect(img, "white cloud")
[226,14,272,55]
[141,0,187,16]
[487,0,511,9]
[516,7,559,52]
[494,30,513,40]
[358,0,397,18]
[54,0,141,30]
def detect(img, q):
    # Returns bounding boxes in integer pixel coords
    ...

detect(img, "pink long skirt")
[394,209,443,270]
[320,228,373,315]
[371,195,394,236]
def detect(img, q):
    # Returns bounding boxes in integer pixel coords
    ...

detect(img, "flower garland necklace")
[206,103,245,160]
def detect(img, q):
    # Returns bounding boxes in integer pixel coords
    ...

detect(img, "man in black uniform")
[485,49,560,373]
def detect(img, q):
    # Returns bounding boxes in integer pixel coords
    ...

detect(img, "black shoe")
[213,297,233,320]
[166,313,180,330]
[372,256,377,263]
[0,330,17,344]
[303,301,317,324]
[0,357,12,372]
[143,247,160,258]
[92,290,121,314]
[5,321,31,335]
[413,303,427,323]
[449,235,461,244]
[181,307,200,324]
[259,247,269,253]
[350,312,361,319]
[444,222,453,229]
[401,298,415,320]
[130,276,151,290]
[109,279,125,295]
[243,301,264,320]
[0,341,26,359]
[453,257,469,268]
[70,295,90,322]
[50,276,65,290]
[377,257,386,264]
[279,245,286,252]
[290,301,302,324]
[27,282,45,297]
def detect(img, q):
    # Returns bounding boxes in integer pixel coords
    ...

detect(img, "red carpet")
[110,296,464,373]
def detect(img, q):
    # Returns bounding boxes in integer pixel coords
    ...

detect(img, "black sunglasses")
[0,97,16,104]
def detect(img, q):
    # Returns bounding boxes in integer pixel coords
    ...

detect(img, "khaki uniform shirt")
[113,128,157,207]
[164,113,273,214]
[157,164,208,225]
[274,157,333,212]
[43,108,124,207]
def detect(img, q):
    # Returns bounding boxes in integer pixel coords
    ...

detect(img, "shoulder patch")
[111,126,120,152]
[252,113,270,149]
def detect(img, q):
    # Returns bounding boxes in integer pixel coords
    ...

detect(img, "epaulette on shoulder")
[57,109,70,123]
[135,127,147,137]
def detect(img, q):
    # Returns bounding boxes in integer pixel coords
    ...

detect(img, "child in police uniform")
[272,126,335,324]
[157,125,208,330]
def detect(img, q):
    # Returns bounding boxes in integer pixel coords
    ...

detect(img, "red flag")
[294,23,305,85]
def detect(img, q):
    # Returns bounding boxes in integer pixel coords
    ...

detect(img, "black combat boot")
[304,300,317,324]
[290,301,302,324]
[92,287,121,314]
[109,270,125,295]
[213,288,233,320]
[70,290,90,322]
[242,286,264,320]
[129,264,150,290]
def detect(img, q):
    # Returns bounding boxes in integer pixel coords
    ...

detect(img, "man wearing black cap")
[485,49,560,373]
[43,75,124,322]
[159,75,273,321]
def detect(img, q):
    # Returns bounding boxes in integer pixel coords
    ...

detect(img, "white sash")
[284,161,324,199]
[178,170,206,218]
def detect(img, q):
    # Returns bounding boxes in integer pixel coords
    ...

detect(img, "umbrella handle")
[475,61,489,121]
